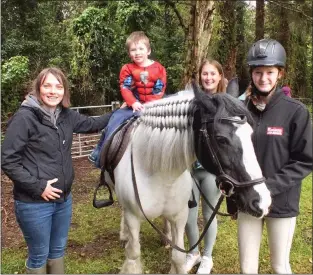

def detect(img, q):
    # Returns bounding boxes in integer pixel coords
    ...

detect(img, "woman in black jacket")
[1,67,112,274]
[237,39,312,274]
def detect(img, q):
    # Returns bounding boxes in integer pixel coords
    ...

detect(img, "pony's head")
[190,82,271,217]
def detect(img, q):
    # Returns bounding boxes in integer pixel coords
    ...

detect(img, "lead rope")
[190,172,232,217]
[130,144,225,253]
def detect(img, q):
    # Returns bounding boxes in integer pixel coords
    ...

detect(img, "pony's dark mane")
[213,93,254,126]
[190,91,254,127]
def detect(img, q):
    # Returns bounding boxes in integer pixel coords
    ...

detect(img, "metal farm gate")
[1,98,311,159]
[71,102,120,159]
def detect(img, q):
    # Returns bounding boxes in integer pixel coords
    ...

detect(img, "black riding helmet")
[247,39,286,68]
[247,39,286,97]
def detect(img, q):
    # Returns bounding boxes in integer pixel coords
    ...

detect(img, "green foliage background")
[1,0,312,119]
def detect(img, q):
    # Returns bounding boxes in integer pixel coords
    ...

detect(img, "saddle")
[93,116,138,208]
[100,116,137,176]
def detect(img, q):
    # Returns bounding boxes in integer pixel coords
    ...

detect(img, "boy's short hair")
[126,31,151,51]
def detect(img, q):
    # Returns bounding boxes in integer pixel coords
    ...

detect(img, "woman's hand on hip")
[41,178,63,201]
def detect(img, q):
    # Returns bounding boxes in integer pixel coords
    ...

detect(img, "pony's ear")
[191,80,200,96]
[192,79,207,103]
[192,80,216,113]
[226,77,240,98]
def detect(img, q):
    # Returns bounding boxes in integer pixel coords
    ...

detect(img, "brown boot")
[26,264,47,274]
[47,257,64,274]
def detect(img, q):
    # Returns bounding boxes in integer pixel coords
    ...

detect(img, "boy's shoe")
[196,256,213,274]
[88,149,98,164]
[186,253,201,272]
[88,154,96,164]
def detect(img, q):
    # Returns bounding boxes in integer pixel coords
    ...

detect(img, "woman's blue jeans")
[14,194,72,268]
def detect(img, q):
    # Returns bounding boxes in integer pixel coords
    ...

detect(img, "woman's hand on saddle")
[41,178,63,201]
[132,102,144,112]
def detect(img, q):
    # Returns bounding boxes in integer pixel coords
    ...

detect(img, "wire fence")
[1,97,311,157]
[70,101,120,159]
[0,102,120,158]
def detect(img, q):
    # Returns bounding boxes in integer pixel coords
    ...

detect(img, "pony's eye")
[216,136,229,145]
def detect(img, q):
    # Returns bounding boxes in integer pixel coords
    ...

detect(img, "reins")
[130,114,265,253]
[190,172,232,217]
[200,116,265,197]
[130,143,225,253]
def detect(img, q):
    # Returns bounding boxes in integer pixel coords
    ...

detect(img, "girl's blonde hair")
[198,59,227,93]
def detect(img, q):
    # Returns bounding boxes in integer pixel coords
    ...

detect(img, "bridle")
[130,114,265,253]
[199,115,265,197]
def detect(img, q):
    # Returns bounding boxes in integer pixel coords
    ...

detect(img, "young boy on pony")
[89,31,167,167]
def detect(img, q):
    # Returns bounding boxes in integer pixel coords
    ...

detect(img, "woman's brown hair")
[30,67,71,108]
[198,59,227,93]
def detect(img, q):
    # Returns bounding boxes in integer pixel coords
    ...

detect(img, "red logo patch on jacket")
[267,127,284,135]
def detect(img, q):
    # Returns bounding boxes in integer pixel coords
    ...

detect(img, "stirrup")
[93,172,114,208]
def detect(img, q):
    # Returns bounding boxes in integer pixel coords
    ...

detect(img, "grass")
[213,173,312,274]
[1,173,312,274]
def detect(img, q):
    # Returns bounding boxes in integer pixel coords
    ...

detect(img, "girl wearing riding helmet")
[185,59,227,274]
[237,39,312,274]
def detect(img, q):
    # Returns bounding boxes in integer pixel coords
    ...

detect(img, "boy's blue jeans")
[90,107,139,168]
[14,194,72,268]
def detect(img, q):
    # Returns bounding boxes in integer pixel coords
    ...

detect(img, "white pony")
[109,85,272,274]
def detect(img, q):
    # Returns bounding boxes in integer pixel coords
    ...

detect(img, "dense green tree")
[210,1,253,89]
[1,0,311,119]
[266,0,312,98]
[177,0,215,87]
[213,1,237,80]
[235,1,253,90]
[1,56,30,119]
[255,0,265,40]
[70,5,126,106]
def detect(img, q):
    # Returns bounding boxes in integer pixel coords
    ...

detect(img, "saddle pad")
[99,117,137,175]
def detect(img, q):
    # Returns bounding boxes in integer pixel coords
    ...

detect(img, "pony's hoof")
[120,240,127,248]
[120,232,129,242]
[163,241,171,249]
[120,258,142,274]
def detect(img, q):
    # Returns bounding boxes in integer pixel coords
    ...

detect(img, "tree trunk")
[255,0,265,40]
[235,1,250,90]
[277,4,290,68]
[180,0,215,88]
[216,1,237,80]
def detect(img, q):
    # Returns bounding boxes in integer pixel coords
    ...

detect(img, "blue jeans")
[14,194,72,268]
[91,107,139,168]
[104,107,139,141]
